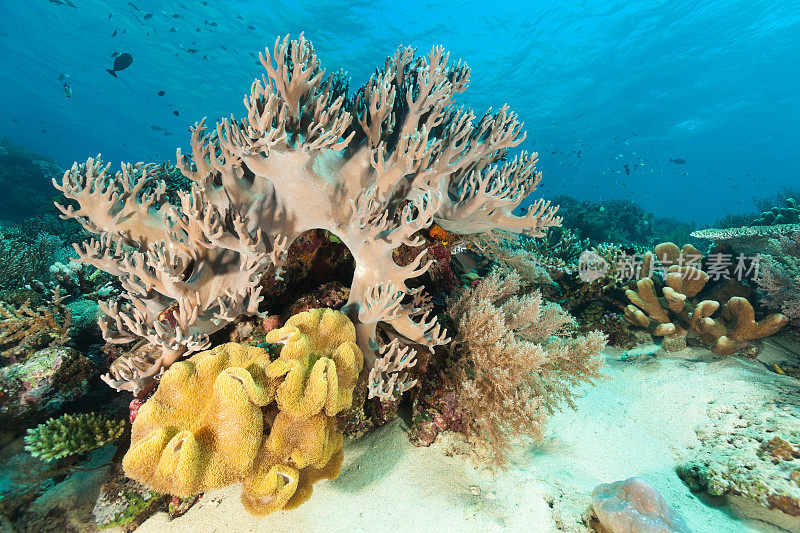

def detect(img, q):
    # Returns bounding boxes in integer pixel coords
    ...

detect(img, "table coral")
[123,308,363,516]
[54,34,561,396]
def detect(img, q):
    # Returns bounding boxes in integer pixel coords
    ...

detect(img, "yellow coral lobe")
[266,308,364,419]
[268,308,357,357]
[286,449,344,511]
[326,341,363,416]
[241,463,300,516]
[267,412,339,469]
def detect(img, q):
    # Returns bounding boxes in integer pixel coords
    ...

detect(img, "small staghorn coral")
[123,309,362,516]
[624,242,787,354]
[24,412,125,462]
[54,34,561,396]
[446,266,606,467]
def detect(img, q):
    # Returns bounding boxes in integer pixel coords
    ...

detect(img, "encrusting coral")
[624,242,787,354]
[54,34,560,396]
[123,308,362,516]
[446,266,606,467]
[24,412,125,462]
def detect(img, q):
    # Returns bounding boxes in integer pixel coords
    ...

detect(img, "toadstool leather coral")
[122,308,363,516]
[122,342,276,496]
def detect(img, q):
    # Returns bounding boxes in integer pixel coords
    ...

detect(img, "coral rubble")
[678,393,800,529]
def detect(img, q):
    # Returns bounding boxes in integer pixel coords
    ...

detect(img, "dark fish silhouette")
[107,53,133,77]
[669,158,686,164]
[173,110,179,116]
[157,90,165,96]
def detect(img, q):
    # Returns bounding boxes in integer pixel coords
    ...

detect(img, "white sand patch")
[136,343,798,532]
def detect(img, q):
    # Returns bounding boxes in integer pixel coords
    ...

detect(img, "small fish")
[186,48,198,54]
[111,51,120,57]
[172,110,179,116]
[157,90,165,96]
[450,242,469,254]
[150,125,164,131]
[774,363,785,375]
[170,27,177,32]
[112,28,118,37]
[624,164,630,175]
[106,52,133,77]
[58,73,72,97]
[144,13,152,19]
[247,25,256,30]
[669,158,686,164]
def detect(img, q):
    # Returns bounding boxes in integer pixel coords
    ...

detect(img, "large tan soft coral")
[123,309,363,515]
[54,34,561,396]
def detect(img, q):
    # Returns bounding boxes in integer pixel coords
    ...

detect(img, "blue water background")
[0,0,797,224]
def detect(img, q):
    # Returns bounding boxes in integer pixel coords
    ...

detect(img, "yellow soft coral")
[123,343,275,496]
[266,308,363,418]
[123,309,364,516]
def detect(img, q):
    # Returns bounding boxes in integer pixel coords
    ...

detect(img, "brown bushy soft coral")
[447,266,606,467]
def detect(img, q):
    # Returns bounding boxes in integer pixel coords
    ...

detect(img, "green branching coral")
[24,412,126,462]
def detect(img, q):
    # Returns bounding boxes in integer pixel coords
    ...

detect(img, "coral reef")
[0,345,94,423]
[0,139,64,222]
[752,197,800,226]
[623,242,787,354]
[444,266,605,466]
[758,231,800,327]
[24,412,125,461]
[677,393,800,527]
[591,478,690,533]
[55,34,560,396]
[123,308,362,516]
[0,226,66,292]
[0,291,71,363]
[550,195,655,245]
[93,441,168,530]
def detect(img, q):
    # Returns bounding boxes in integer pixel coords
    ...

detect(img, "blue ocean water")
[0,0,798,223]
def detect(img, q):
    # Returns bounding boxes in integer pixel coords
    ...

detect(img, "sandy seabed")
[133,341,800,533]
